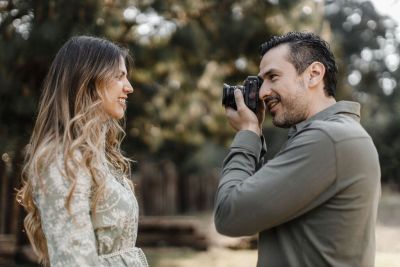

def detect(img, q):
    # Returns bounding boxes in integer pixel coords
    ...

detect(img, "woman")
[17,36,148,267]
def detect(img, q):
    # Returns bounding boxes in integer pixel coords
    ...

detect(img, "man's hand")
[225,89,265,136]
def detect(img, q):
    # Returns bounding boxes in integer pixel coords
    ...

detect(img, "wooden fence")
[0,157,220,264]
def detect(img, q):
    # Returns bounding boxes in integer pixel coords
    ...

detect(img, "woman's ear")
[307,61,325,88]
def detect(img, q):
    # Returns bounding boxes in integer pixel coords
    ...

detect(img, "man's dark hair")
[260,32,338,97]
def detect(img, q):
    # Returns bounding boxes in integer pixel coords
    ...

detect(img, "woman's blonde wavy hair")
[16,36,134,266]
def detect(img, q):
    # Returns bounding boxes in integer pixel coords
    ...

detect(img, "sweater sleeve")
[214,129,336,236]
[34,162,105,267]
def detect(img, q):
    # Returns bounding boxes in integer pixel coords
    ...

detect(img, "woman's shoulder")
[38,152,93,192]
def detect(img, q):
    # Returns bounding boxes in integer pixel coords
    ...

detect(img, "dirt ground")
[144,187,400,267]
[375,187,400,267]
[1,188,398,267]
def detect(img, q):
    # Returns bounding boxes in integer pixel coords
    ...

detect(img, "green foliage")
[1,0,399,187]
[0,0,104,153]
[325,0,400,185]
[123,0,304,155]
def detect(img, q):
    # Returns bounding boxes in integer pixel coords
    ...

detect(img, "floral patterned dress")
[34,159,148,267]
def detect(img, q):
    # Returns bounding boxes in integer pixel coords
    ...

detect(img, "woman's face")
[102,57,134,119]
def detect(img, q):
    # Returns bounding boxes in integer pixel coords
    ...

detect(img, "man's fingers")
[225,106,235,117]
[234,89,246,109]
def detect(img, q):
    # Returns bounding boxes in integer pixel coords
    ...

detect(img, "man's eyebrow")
[259,68,279,78]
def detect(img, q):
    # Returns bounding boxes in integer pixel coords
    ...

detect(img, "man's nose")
[259,81,272,100]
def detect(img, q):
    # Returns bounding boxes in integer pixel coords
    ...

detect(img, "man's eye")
[269,74,277,81]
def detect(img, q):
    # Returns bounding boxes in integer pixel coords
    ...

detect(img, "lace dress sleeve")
[34,162,105,267]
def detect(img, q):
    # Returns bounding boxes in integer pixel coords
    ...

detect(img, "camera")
[222,76,262,113]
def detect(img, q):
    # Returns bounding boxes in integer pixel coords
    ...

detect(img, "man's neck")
[306,97,336,120]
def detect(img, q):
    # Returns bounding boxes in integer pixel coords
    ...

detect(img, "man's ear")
[307,61,325,88]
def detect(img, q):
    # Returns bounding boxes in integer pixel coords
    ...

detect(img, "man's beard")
[272,104,308,128]
[271,84,309,128]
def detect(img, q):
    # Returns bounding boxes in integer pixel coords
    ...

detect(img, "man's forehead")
[259,44,291,71]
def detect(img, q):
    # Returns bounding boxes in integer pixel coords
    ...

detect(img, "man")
[214,32,381,267]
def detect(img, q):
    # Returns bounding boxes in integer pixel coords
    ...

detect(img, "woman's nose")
[124,80,134,94]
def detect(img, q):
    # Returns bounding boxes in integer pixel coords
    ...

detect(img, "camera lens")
[222,84,238,110]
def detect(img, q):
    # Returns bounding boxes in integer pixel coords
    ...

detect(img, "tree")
[325,0,400,186]
[2,0,399,263]
[2,0,320,231]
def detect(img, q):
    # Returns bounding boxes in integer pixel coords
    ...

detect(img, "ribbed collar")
[287,101,360,138]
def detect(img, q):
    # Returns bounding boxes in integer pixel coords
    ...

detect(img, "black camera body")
[222,76,262,113]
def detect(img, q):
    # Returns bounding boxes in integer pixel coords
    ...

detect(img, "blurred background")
[1,0,400,266]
